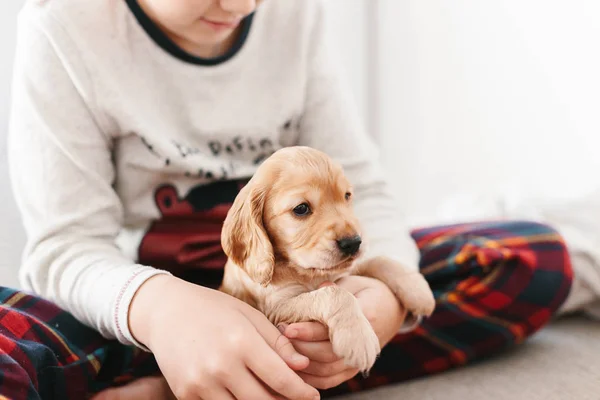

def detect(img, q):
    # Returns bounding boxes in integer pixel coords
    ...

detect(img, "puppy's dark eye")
[293,203,311,216]
[345,192,352,201]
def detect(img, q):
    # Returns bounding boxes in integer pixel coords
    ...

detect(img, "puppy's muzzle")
[336,235,362,256]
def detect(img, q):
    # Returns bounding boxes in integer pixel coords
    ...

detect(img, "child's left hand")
[279,276,407,390]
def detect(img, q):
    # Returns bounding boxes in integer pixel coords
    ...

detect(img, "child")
[2,0,572,399]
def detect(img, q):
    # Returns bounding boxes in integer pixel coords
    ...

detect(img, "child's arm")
[297,0,420,274]
[8,8,170,349]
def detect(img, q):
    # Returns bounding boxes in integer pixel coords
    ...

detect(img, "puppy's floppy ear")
[222,182,274,286]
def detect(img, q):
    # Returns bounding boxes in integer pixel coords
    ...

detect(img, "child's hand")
[129,275,320,400]
[280,277,406,390]
[278,320,359,390]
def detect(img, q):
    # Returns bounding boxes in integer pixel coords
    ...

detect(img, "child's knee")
[515,220,573,285]
[489,220,573,289]
[503,221,573,328]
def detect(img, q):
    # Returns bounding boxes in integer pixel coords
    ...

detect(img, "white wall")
[0,0,26,288]
[324,0,370,131]
[376,1,600,224]
[0,2,22,153]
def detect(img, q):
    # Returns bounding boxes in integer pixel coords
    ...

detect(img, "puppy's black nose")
[336,235,362,256]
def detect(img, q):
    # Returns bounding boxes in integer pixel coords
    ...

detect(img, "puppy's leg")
[267,286,380,373]
[357,256,436,318]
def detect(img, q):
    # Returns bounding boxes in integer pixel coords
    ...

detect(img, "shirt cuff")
[114,266,172,351]
[398,313,423,334]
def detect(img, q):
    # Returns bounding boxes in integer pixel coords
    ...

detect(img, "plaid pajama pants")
[0,221,572,399]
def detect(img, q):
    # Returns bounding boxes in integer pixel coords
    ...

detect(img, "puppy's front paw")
[392,273,436,318]
[329,312,381,373]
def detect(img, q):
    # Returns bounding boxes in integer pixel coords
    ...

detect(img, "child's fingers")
[195,386,236,400]
[245,340,320,400]
[245,308,310,370]
[227,366,280,400]
[300,358,351,377]
[297,368,359,390]
[290,339,340,363]
[243,310,319,399]
[283,322,329,342]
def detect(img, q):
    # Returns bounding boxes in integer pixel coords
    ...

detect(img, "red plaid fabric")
[324,220,573,396]
[0,287,157,400]
[0,221,572,399]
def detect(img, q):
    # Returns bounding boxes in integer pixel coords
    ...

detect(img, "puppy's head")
[222,146,363,286]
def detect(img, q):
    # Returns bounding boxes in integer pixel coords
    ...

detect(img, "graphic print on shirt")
[137,117,301,179]
[140,134,276,175]
[137,179,249,274]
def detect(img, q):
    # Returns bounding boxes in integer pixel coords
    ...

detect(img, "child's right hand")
[129,275,320,400]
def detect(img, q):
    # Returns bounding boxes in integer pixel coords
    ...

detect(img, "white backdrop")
[375,0,600,224]
[0,1,27,288]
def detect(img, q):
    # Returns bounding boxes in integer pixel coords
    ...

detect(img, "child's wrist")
[128,274,178,349]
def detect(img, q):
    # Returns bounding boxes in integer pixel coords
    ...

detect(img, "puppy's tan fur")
[220,146,435,372]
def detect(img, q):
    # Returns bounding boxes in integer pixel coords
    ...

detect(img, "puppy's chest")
[268,271,352,300]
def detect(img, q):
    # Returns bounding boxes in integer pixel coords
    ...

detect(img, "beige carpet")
[341,316,600,400]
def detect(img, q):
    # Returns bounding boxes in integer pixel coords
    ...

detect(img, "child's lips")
[200,18,241,30]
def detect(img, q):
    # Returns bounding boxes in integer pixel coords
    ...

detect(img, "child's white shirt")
[8,0,420,348]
